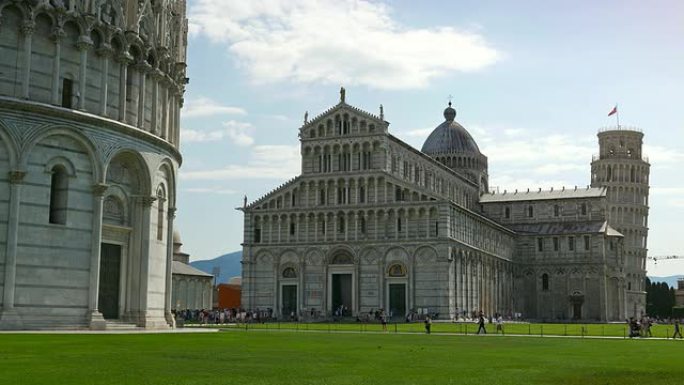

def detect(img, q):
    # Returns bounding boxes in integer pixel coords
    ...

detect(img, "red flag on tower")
[608,105,618,116]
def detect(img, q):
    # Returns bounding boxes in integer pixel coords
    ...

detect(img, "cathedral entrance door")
[332,274,352,316]
[281,285,297,319]
[569,291,584,320]
[389,283,406,319]
[573,302,582,320]
[98,243,121,319]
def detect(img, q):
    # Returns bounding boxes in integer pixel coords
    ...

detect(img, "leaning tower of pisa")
[590,128,650,318]
[0,0,188,329]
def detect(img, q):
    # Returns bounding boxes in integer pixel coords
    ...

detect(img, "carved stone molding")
[8,170,26,184]
[92,183,109,197]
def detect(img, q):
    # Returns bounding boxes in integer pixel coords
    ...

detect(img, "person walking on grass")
[495,315,504,335]
[673,319,683,339]
[424,315,432,334]
[477,312,487,335]
[380,309,388,332]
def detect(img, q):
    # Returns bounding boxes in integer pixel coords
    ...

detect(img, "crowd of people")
[628,315,683,338]
[172,308,275,325]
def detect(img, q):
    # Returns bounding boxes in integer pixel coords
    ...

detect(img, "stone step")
[105,321,142,330]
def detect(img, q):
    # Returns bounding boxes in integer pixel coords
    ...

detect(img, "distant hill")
[648,275,683,288]
[190,251,241,284]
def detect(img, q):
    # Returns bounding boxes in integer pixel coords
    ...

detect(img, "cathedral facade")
[0,0,188,329]
[240,90,649,322]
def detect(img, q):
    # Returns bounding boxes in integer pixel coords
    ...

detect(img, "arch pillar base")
[0,308,22,330]
[88,311,107,330]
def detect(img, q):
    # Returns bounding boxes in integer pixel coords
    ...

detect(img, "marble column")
[76,36,93,110]
[455,254,461,316]
[20,21,34,99]
[97,45,113,116]
[138,196,156,327]
[117,53,133,122]
[164,207,177,327]
[136,62,149,128]
[160,78,169,139]
[87,183,109,329]
[151,70,162,135]
[0,171,26,328]
[51,27,64,105]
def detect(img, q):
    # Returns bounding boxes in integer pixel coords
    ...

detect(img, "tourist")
[673,319,683,339]
[495,316,504,334]
[477,313,487,335]
[424,315,432,334]
[381,310,388,332]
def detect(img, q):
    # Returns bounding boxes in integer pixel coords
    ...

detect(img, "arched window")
[527,205,534,218]
[156,186,165,241]
[49,165,69,224]
[282,267,297,278]
[542,274,549,291]
[388,263,406,277]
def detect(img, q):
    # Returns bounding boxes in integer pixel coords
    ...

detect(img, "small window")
[583,235,590,251]
[553,205,560,217]
[61,78,73,108]
[291,193,296,207]
[320,220,326,235]
[504,207,510,219]
[568,236,575,251]
[156,187,165,241]
[360,217,366,234]
[397,217,402,232]
[338,217,345,233]
[581,203,587,216]
[628,282,632,291]
[254,228,261,243]
[319,189,326,205]
[537,238,544,252]
[553,237,559,251]
[289,222,295,236]
[542,274,549,291]
[528,205,534,218]
[49,165,69,224]
[359,186,366,203]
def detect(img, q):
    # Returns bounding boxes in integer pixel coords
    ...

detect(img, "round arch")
[22,127,102,183]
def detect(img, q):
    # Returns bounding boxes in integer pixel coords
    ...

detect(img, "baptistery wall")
[0,0,188,329]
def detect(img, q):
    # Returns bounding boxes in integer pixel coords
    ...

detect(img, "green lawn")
[0,330,681,385]
[196,321,679,339]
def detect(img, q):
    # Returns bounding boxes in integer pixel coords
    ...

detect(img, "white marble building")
[171,231,213,311]
[240,89,649,322]
[0,0,188,329]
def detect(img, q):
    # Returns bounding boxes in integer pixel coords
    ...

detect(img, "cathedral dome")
[421,104,481,156]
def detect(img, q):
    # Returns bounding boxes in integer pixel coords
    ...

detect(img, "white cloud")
[224,120,255,146]
[184,187,237,195]
[181,144,300,180]
[181,120,255,146]
[183,96,246,118]
[188,0,500,89]
[643,144,684,165]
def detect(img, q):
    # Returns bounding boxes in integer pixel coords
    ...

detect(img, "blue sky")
[177,0,684,276]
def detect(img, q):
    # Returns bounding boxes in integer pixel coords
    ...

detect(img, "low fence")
[190,321,681,339]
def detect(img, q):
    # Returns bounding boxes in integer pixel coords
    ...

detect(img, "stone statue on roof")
[340,87,346,103]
